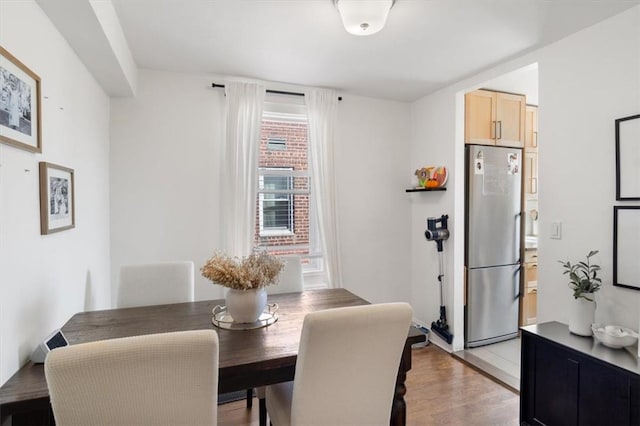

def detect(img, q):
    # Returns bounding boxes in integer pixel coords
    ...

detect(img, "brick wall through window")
[254,120,309,257]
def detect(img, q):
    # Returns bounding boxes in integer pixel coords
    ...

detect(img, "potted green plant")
[558,250,602,336]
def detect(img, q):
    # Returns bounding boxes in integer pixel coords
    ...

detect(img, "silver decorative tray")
[211,303,279,330]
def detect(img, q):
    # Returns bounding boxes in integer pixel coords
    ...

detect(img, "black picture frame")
[615,114,640,200]
[613,206,640,291]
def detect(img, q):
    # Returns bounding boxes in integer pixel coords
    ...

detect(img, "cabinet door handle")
[532,177,537,194]
[497,120,502,139]
[533,131,538,147]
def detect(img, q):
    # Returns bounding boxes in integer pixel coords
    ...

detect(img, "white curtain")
[221,82,266,257]
[305,89,342,288]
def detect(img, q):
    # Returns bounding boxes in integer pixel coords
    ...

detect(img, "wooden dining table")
[0,288,426,425]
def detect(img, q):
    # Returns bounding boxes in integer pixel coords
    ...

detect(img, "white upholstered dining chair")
[271,255,304,294]
[117,261,195,308]
[45,329,219,426]
[246,255,304,424]
[265,303,413,426]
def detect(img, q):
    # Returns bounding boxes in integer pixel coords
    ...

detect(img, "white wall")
[409,5,640,350]
[482,64,539,106]
[0,1,111,384]
[536,6,640,330]
[335,96,412,304]
[409,90,460,345]
[110,69,224,303]
[110,70,413,305]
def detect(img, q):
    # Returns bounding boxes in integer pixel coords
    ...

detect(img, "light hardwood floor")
[218,345,520,426]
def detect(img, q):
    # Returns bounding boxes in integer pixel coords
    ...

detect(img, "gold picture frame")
[39,162,75,235]
[0,46,42,153]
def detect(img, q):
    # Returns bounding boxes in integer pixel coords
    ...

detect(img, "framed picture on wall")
[0,46,42,153]
[39,162,75,235]
[615,114,640,200]
[613,206,640,291]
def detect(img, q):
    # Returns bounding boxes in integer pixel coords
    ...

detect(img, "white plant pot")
[569,293,596,336]
[226,288,267,323]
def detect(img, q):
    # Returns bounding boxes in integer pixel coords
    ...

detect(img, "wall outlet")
[551,222,562,240]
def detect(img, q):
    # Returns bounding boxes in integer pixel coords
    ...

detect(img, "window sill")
[259,230,294,237]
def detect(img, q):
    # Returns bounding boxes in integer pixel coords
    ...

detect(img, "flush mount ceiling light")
[334,0,396,36]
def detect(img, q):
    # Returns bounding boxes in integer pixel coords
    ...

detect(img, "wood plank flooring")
[218,344,519,426]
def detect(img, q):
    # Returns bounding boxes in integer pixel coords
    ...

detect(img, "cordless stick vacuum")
[425,214,453,344]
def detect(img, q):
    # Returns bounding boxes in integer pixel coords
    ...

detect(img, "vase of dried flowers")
[225,287,268,323]
[201,251,284,323]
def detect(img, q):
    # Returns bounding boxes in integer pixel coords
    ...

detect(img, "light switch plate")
[550,222,562,239]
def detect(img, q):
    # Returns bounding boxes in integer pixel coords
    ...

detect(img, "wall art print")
[0,46,41,153]
[39,162,75,235]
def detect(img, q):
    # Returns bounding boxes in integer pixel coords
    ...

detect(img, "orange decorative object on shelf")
[414,165,448,189]
[431,166,448,188]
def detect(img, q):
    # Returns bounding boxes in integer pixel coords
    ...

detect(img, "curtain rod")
[211,83,342,101]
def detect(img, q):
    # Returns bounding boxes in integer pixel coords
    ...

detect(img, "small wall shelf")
[405,187,447,193]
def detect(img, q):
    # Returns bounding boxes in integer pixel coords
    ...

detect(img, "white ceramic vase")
[569,293,596,336]
[226,287,267,323]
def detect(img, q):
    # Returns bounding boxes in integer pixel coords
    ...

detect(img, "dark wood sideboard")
[520,321,640,426]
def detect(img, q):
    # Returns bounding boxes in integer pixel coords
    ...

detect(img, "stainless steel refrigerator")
[465,145,521,348]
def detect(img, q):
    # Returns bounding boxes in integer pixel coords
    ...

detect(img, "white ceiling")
[55,1,640,101]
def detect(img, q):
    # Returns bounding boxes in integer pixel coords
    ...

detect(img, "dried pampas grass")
[201,251,284,290]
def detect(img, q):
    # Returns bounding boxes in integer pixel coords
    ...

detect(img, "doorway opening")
[454,63,539,391]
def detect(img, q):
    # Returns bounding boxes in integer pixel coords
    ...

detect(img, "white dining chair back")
[265,303,413,426]
[252,255,305,423]
[270,255,304,294]
[45,330,219,426]
[117,261,194,308]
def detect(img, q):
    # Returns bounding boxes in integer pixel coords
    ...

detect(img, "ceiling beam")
[36,0,137,97]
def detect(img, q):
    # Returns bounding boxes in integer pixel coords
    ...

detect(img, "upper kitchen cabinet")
[524,105,539,198]
[465,89,526,148]
[524,151,538,196]
[525,105,538,152]
[465,90,495,145]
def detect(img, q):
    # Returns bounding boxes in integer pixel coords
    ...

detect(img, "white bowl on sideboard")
[591,324,639,349]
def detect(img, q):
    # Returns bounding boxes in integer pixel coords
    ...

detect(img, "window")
[254,103,325,287]
[258,167,294,235]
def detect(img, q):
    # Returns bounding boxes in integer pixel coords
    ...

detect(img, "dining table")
[0,288,426,425]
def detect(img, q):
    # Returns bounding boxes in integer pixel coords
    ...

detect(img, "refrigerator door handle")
[515,212,522,263]
[515,266,522,300]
